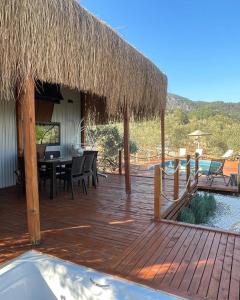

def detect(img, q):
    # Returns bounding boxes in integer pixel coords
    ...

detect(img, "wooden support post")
[81,93,86,148]
[119,150,122,175]
[174,158,179,200]
[186,154,191,193]
[123,103,131,194]
[195,153,199,184]
[154,165,161,220]
[21,77,41,245]
[161,111,165,177]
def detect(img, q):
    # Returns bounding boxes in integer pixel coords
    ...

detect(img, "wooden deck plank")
[218,235,235,300]
[160,228,197,286]
[207,234,228,300]
[170,229,204,290]
[229,236,240,300]
[197,232,222,298]
[0,174,239,300]
[188,231,215,295]
[178,231,209,291]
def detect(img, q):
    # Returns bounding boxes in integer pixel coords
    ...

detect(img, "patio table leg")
[50,163,57,199]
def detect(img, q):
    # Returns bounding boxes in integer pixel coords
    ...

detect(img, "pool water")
[200,192,240,232]
[161,159,220,175]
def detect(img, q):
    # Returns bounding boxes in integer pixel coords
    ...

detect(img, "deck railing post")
[195,153,199,184]
[174,158,179,200]
[119,149,122,175]
[186,155,191,193]
[154,165,161,220]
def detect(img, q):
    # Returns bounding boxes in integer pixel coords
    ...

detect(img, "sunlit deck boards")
[0,174,239,299]
[115,221,240,300]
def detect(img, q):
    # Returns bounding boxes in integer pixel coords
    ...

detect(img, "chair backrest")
[195,148,203,156]
[83,150,98,157]
[15,156,25,184]
[83,154,95,172]
[209,159,225,175]
[71,156,85,176]
[45,151,61,160]
[222,149,233,158]
[179,148,186,157]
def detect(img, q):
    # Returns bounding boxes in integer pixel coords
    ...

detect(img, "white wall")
[0,100,17,188]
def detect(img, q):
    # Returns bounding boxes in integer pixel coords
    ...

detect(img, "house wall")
[0,87,81,189]
[48,87,81,156]
[0,100,17,188]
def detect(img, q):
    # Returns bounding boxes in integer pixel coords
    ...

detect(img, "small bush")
[178,207,196,224]
[178,193,217,225]
[189,194,208,223]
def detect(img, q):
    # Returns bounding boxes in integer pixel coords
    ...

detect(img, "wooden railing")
[154,154,200,220]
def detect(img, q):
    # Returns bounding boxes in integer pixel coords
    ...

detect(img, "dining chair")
[83,151,98,186]
[60,156,86,199]
[83,153,95,189]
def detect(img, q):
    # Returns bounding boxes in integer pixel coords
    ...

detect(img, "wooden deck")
[0,174,239,299]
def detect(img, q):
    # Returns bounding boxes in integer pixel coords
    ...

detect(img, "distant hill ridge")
[167,93,240,116]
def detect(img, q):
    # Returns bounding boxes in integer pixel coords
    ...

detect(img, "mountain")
[167,93,240,118]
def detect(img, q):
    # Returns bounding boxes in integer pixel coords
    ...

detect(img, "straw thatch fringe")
[0,0,167,119]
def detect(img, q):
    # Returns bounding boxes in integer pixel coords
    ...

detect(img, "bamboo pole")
[186,154,191,193]
[123,103,131,194]
[154,165,161,220]
[174,158,179,200]
[195,153,199,184]
[22,76,41,245]
[161,111,165,177]
[119,149,122,175]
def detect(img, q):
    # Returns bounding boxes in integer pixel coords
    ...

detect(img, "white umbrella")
[188,130,211,149]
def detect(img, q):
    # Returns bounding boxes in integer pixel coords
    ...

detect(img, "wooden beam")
[161,111,165,175]
[123,103,131,194]
[21,77,41,245]
[186,154,191,193]
[174,158,179,200]
[195,153,199,184]
[81,93,86,147]
[154,165,161,220]
[119,150,122,175]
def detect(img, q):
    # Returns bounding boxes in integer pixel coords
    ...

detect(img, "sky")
[81,0,240,103]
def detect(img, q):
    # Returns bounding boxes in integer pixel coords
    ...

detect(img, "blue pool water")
[160,159,221,174]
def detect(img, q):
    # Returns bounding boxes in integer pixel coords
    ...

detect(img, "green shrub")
[205,193,217,215]
[178,207,195,224]
[189,193,216,224]
[189,194,208,223]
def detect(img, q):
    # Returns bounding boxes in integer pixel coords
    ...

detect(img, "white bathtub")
[0,251,184,300]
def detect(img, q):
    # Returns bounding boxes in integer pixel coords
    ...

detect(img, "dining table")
[38,157,73,199]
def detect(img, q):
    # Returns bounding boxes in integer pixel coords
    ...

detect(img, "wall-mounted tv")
[36,122,61,146]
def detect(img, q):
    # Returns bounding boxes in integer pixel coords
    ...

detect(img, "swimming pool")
[159,159,221,175]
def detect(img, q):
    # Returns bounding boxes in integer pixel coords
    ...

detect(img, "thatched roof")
[0,0,167,119]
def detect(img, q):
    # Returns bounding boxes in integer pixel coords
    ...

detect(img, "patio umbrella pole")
[123,102,131,194]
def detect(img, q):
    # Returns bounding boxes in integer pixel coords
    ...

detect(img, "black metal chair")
[83,153,96,189]
[14,156,25,197]
[60,156,86,199]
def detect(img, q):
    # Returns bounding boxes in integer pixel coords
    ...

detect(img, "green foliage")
[179,193,217,224]
[178,207,195,224]
[89,125,138,171]
[189,194,208,223]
